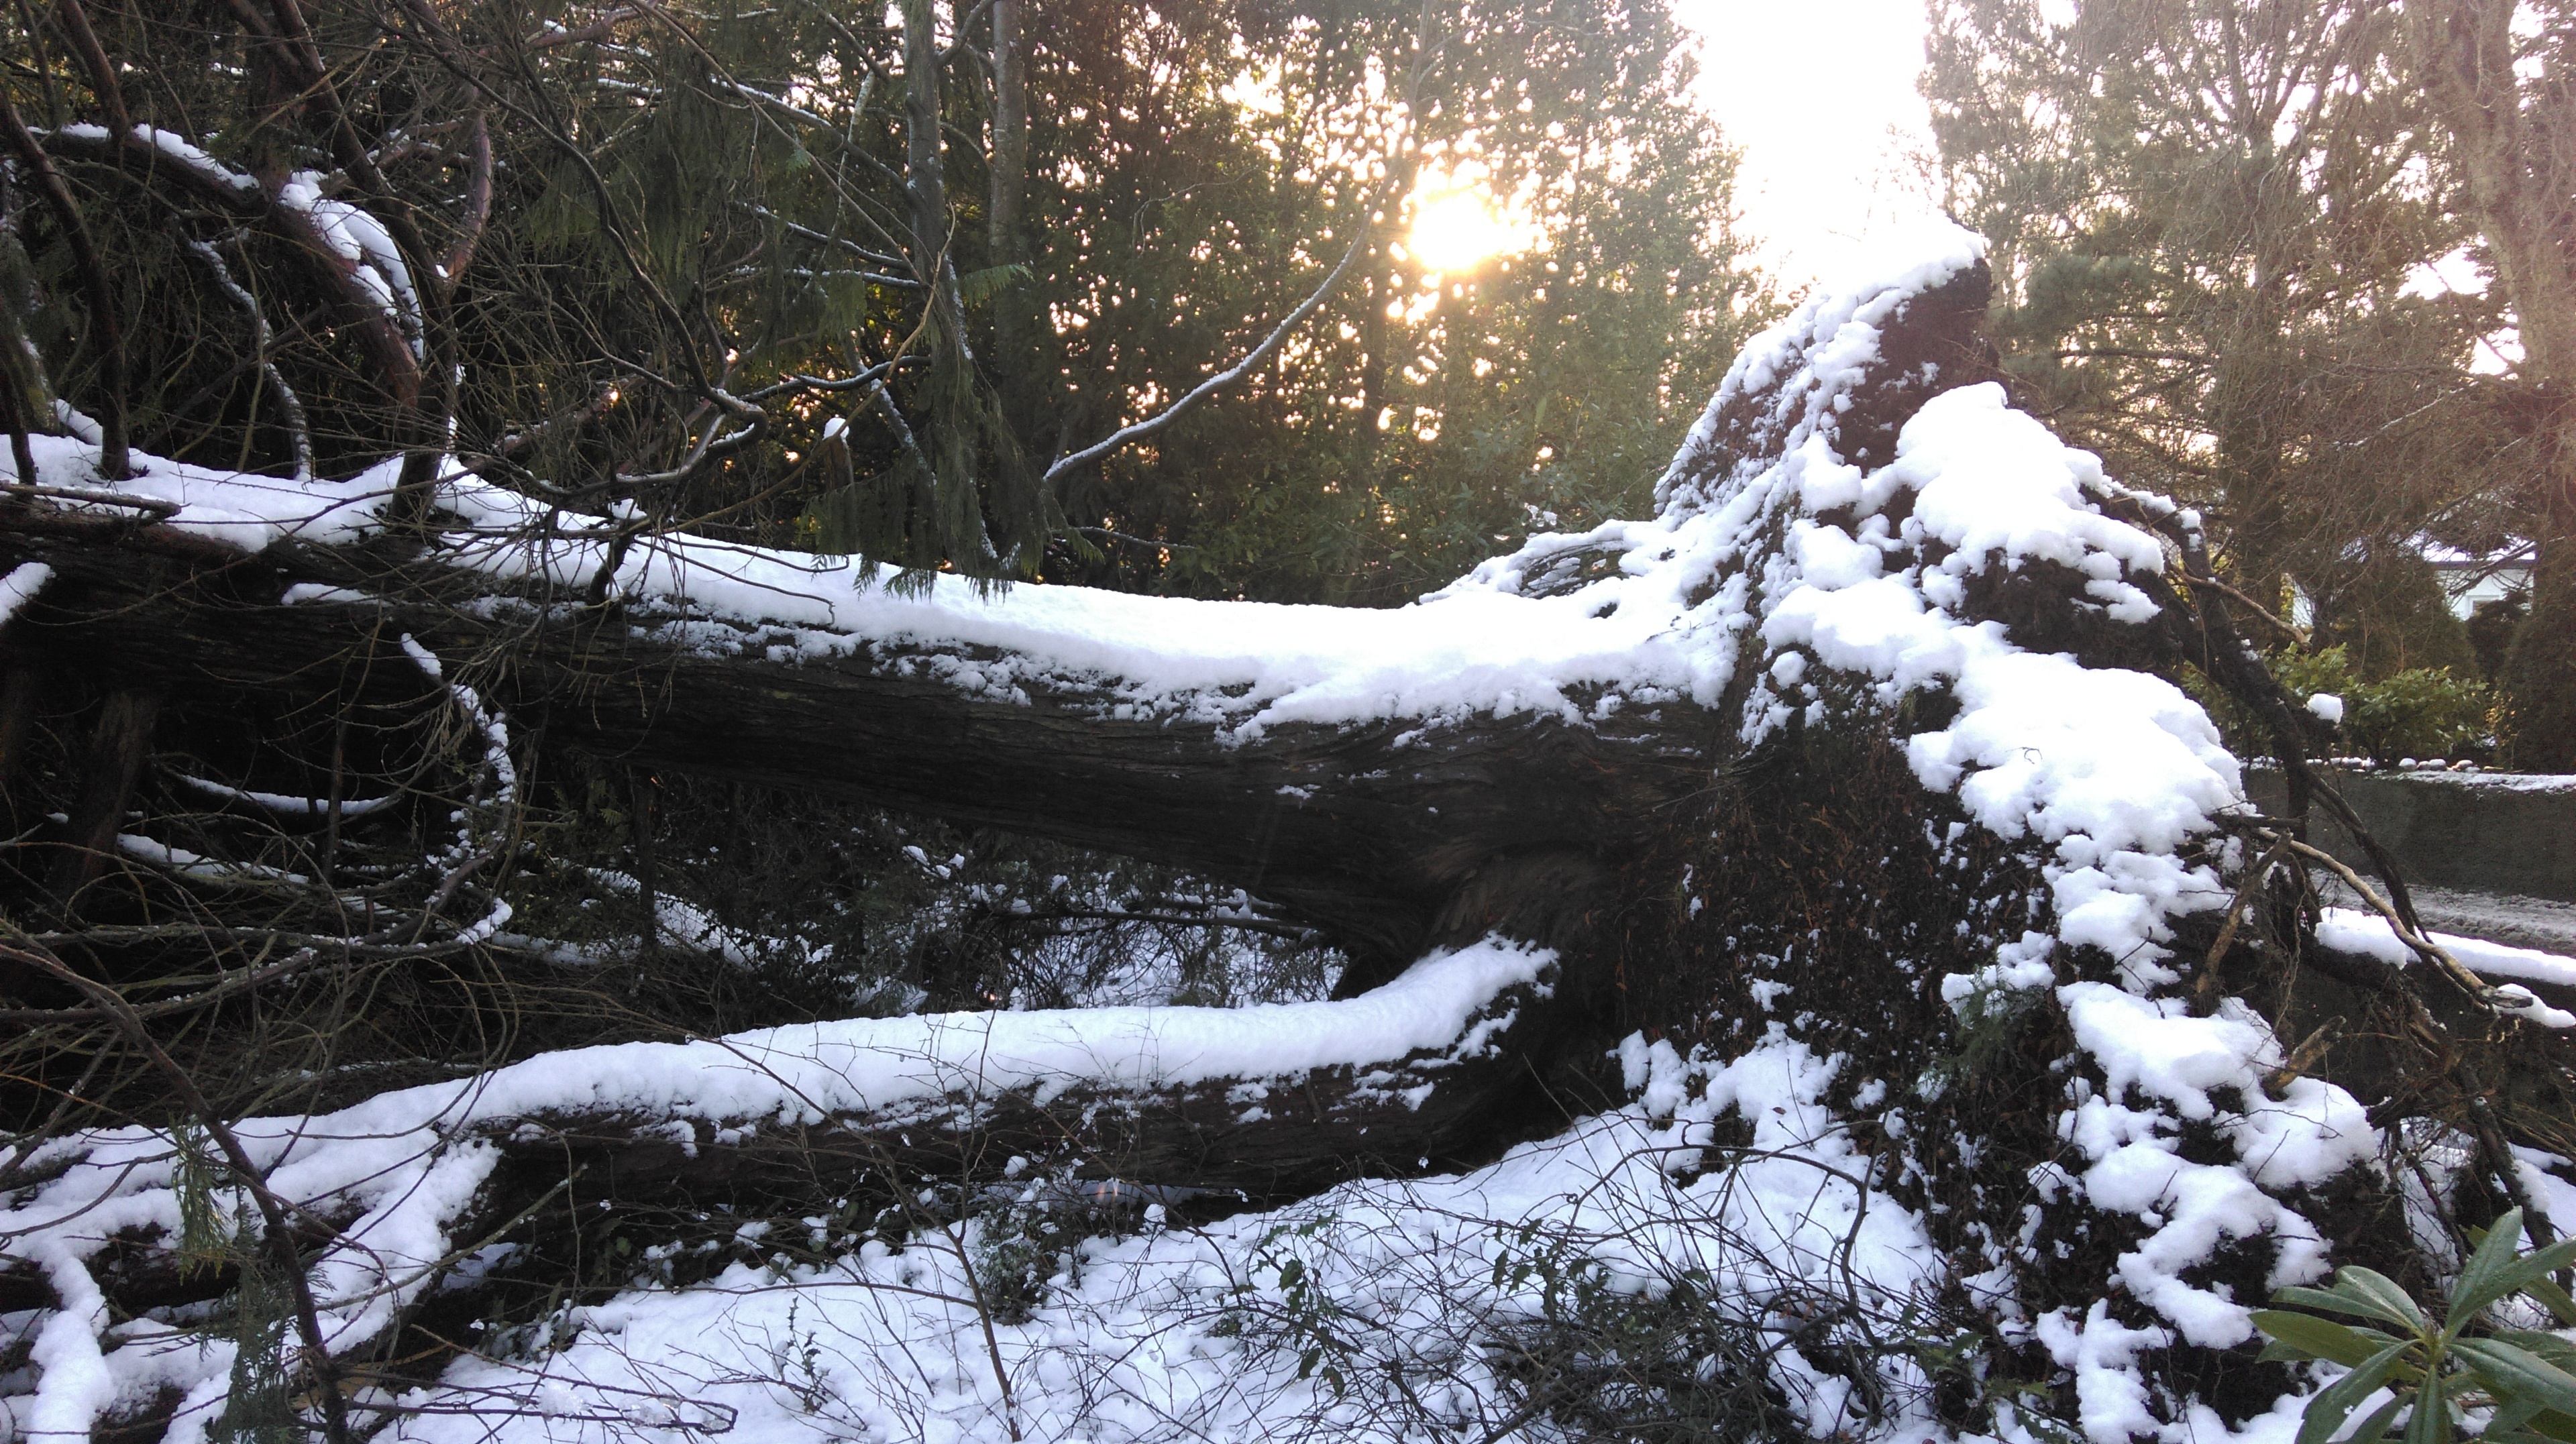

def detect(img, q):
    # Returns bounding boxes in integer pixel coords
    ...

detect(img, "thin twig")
[1044,223,1372,485]
[2182,573,2306,647]
[2272,833,2491,1001]
[0,928,356,1444]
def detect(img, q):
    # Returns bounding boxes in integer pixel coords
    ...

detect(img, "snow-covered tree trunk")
[5,231,2575,1444]
[22,520,1679,983]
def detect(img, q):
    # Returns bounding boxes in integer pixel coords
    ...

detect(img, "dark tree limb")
[0,958,1565,1321]
[46,688,158,905]
[50,0,130,137]
[0,533,1694,980]
[0,89,125,479]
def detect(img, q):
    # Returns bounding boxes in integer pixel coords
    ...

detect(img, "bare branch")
[1044,225,1369,486]
[440,112,494,282]
[0,92,127,478]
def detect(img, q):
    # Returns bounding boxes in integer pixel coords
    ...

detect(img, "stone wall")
[2246,765,2576,905]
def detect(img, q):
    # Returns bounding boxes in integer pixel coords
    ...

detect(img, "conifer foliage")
[0,0,1756,602]
[1923,0,2575,758]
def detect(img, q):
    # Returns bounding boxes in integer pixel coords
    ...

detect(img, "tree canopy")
[0,0,1760,608]
[1923,0,2573,756]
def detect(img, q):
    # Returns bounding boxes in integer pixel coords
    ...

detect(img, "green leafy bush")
[2198,647,2498,765]
[2252,1208,2576,1444]
[2338,666,2501,765]
[1221,1216,1359,1398]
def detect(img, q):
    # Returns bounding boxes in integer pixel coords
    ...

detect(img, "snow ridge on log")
[0,942,1554,1439]
[4,445,1721,746]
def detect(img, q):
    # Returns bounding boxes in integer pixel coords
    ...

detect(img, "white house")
[2286,535,2535,629]
[2418,536,2536,618]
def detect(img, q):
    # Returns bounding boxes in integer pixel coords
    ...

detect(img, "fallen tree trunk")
[7,236,2576,1444]
[0,256,2002,983]
[1,531,1681,977]
[0,937,1563,1313]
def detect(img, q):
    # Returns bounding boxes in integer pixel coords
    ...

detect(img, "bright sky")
[1666,0,1944,292]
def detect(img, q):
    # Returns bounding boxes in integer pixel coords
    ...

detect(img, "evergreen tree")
[1923,0,2520,684]
[1006,0,1768,602]
[2406,0,2576,769]
[15,1,1755,605]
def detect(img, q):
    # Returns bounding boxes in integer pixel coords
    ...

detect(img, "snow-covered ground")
[2384,886,2576,957]
[384,1033,1960,1444]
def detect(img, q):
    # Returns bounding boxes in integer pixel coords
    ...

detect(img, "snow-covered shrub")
[1480,1219,1976,1444]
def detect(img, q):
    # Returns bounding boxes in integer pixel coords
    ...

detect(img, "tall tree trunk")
[989,0,1029,408]
[900,0,1028,565]
[903,0,954,299]
[2411,0,2576,769]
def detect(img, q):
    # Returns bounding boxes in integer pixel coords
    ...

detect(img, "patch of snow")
[0,563,52,628]
[2315,907,2576,1027]
[372,1029,1951,1444]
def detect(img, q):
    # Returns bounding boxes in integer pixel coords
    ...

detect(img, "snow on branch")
[180,238,315,482]
[0,561,52,628]
[176,774,400,820]
[0,938,1553,1443]
[36,121,431,416]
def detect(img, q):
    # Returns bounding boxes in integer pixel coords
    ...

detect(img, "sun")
[1407,177,1529,273]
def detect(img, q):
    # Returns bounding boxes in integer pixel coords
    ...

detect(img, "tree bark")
[0,667,42,808]
[989,0,1028,373]
[0,538,1680,977]
[0,963,1566,1318]
[46,688,158,905]
[2410,0,2576,769]
[903,0,957,307]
